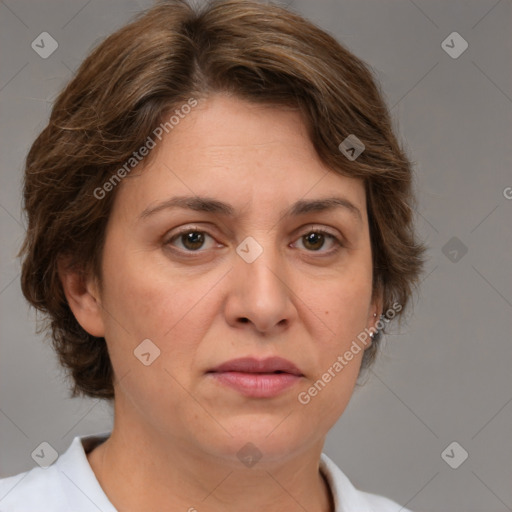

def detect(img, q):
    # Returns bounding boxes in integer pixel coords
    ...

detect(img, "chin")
[199,418,313,466]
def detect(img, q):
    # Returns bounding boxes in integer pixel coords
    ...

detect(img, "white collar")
[54,432,388,512]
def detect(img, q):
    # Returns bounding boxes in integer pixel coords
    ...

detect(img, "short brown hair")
[18,0,425,400]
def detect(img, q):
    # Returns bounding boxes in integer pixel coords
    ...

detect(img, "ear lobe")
[57,258,105,338]
[367,288,384,336]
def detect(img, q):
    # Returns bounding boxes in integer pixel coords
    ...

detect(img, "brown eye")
[181,231,206,250]
[167,230,216,252]
[302,232,326,251]
[292,229,341,254]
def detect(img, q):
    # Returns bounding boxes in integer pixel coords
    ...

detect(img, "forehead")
[114,94,366,220]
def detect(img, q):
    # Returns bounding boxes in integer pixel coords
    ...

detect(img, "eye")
[165,229,218,252]
[165,226,343,255]
[292,228,342,253]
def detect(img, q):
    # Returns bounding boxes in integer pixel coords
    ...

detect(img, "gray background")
[1,1,511,511]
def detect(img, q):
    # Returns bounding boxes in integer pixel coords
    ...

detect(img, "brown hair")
[18,0,425,400]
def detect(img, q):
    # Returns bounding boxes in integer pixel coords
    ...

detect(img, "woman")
[0,0,424,510]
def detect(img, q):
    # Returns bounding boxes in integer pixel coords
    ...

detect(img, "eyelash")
[164,225,343,256]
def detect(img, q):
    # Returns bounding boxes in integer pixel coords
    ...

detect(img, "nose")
[223,240,296,336]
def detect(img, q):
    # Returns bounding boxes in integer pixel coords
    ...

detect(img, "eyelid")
[296,224,341,239]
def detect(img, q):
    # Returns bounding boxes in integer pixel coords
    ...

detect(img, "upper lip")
[208,357,303,376]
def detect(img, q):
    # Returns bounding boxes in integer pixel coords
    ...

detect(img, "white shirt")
[0,431,413,511]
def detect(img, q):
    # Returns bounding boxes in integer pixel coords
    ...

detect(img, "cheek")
[294,337,364,437]
[98,250,214,406]
[297,284,370,428]
[306,265,373,339]
[98,246,226,388]
[100,241,202,337]
[295,261,372,412]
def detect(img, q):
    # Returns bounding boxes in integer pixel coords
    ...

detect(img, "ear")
[57,258,106,338]
[366,286,384,345]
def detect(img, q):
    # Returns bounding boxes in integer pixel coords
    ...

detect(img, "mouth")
[207,356,303,376]
[206,357,303,398]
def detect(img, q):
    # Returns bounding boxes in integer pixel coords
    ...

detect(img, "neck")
[87,415,334,512]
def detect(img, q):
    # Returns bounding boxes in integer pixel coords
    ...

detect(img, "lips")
[207,356,303,376]
[207,357,303,398]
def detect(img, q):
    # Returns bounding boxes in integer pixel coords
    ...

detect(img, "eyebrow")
[138,195,362,223]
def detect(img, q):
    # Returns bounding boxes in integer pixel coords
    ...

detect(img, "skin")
[59,93,382,512]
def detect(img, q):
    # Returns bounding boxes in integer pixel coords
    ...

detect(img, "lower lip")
[208,372,302,398]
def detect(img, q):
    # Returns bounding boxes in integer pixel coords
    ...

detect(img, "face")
[80,94,379,465]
